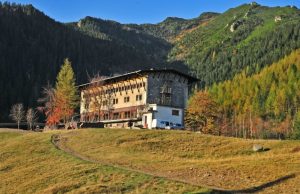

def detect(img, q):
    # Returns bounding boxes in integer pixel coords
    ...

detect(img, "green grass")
[61,128,300,193]
[0,130,209,194]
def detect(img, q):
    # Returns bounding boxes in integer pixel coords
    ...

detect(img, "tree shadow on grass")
[210,173,296,194]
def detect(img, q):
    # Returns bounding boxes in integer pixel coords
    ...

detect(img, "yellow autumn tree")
[185,90,219,134]
[54,58,79,124]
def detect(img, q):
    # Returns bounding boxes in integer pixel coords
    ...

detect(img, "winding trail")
[51,133,297,194]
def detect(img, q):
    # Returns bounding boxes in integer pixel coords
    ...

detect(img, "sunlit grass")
[0,130,209,194]
[62,128,300,193]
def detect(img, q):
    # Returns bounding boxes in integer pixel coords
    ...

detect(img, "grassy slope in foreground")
[62,128,300,193]
[0,131,208,194]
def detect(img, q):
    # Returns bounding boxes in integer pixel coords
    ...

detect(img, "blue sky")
[3,0,300,24]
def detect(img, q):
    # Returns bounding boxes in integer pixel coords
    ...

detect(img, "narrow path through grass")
[58,128,300,194]
[0,130,209,194]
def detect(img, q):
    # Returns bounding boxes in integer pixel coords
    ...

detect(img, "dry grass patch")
[61,128,300,193]
[0,131,209,194]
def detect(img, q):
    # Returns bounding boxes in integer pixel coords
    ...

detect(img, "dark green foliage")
[170,4,300,87]
[127,12,219,41]
[0,3,187,121]
[68,16,171,62]
[1,1,300,126]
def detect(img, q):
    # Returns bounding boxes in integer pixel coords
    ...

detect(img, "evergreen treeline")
[170,3,300,87]
[68,16,171,62]
[188,50,300,139]
[0,2,184,121]
[127,12,219,41]
[1,1,300,126]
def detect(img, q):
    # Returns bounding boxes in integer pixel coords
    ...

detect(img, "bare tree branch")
[9,103,25,129]
[26,108,38,130]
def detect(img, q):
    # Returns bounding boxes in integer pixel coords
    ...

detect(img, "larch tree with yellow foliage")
[54,58,79,124]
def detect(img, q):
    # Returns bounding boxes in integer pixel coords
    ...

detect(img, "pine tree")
[55,58,79,124]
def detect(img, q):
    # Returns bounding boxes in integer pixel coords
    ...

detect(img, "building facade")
[79,69,198,129]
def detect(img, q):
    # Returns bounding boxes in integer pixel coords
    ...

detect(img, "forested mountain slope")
[208,49,300,138]
[68,16,171,62]
[68,12,218,61]
[1,2,300,122]
[170,3,300,87]
[127,12,219,42]
[0,3,185,121]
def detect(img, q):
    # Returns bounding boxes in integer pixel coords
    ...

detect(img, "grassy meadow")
[0,130,209,194]
[61,128,300,193]
[1,128,299,193]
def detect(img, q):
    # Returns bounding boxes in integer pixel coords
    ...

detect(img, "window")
[95,114,99,121]
[160,86,172,94]
[103,100,107,106]
[124,111,130,118]
[160,93,172,106]
[136,94,142,101]
[124,96,130,103]
[113,98,118,105]
[113,113,120,119]
[172,110,179,116]
[131,111,137,118]
[104,114,109,120]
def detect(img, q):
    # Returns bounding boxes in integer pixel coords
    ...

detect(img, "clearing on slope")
[0,130,209,194]
[60,128,300,193]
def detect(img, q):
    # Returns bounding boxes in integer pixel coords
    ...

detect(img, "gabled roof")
[78,69,199,89]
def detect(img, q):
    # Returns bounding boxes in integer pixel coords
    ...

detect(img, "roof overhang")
[77,69,199,89]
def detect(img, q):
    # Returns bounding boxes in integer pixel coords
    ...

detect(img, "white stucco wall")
[147,104,183,129]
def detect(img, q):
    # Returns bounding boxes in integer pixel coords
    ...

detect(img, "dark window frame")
[172,109,179,116]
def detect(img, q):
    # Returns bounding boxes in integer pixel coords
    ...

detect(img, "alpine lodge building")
[78,69,198,129]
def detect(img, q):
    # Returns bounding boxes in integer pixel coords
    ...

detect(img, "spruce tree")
[55,58,79,123]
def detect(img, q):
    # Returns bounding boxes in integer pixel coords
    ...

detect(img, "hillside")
[182,50,300,139]
[1,128,299,193]
[1,2,300,122]
[200,49,300,138]
[169,3,300,87]
[68,16,171,62]
[0,3,186,122]
[126,12,219,42]
[0,130,208,193]
[54,128,300,193]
